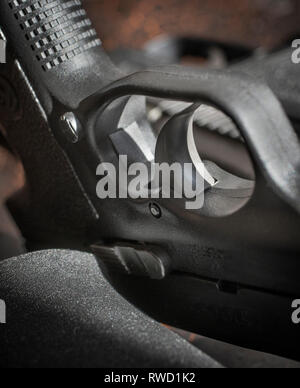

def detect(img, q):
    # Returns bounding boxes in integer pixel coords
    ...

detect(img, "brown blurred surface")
[0,0,300,366]
[0,143,24,202]
[167,326,300,368]
[86,0,300,51]
[0,142,25,259]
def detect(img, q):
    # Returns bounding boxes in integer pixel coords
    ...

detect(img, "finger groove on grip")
[8,0,102,71]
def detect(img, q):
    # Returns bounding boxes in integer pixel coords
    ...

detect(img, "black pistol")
[1,0,300,360]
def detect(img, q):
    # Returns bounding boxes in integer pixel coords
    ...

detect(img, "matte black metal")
[0,0,120,110]
[0,250,222,368]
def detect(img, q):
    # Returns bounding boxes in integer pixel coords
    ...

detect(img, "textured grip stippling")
[8,0,102,71]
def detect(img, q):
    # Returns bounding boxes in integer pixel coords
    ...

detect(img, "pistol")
[1,0,300,360]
